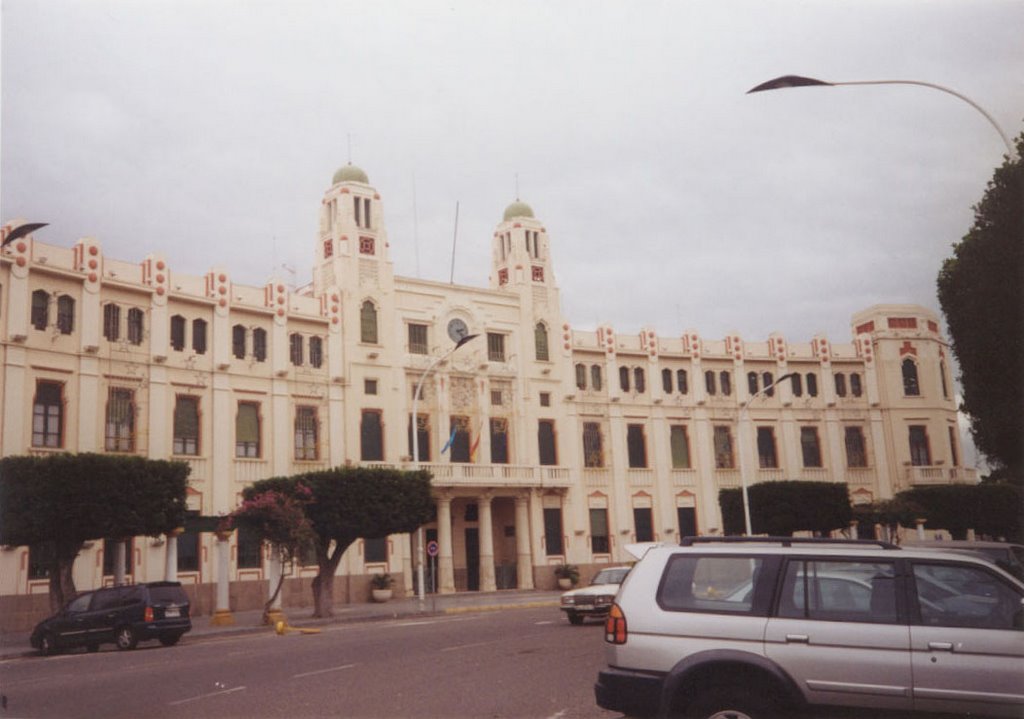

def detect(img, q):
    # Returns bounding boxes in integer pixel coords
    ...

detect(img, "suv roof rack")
[679,536,900,550]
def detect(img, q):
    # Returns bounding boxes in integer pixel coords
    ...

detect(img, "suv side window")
[92,588,122,611]
[658,555,771,614]
[67,593,93,613]
[777,559,898,624]
[913,562,1023,630]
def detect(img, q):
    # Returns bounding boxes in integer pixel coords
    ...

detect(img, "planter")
[557,578,573,590]
[372,588,393,603]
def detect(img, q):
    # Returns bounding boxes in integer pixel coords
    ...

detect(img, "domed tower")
[313,163,394,295]
[490,199,555,291]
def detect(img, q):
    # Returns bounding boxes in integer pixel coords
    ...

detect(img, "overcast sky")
[3,0,1022,346]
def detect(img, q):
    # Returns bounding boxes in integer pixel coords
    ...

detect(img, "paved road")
[0,606,620,718]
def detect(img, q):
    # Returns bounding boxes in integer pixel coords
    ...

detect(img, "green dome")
[332,164,369,184]
[503,200,534,221]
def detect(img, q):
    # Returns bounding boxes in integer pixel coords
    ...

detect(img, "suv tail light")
[605,603,627,644]
[144,606,154,622]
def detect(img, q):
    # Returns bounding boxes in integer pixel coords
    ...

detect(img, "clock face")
[447,318,469,343]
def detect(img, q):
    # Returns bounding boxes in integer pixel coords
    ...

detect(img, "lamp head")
[747,75,833,94]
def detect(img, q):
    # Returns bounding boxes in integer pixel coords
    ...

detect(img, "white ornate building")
[0,164,974,629]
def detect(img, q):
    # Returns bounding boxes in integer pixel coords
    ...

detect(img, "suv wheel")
[683,688,776,719]
[115,626,138,650]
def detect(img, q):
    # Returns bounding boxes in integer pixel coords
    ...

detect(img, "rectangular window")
[487,332,506,362]
[490,418,509,464]
[633,507,654,542]
[705,371,716,395]
[126,308,144,345]
[756,427,778,468]
[407,413,430,462]
[28,543,54,580]
[177,526,200,573]
[543,507,563,556]
[294,406,319,460]
[449,416,471,463]
[364,379,378,395]
[835,373,847,397]
[192,319,207,354]
[845,426,868,468]
[364,537,387,564]
[713,426,734,469]
[237,526,262,569]
[778,560,897,624]
[170,315,186,351]
[105,388,135,452]
[948,426,959,466]
[490,390,503,406]
[677,507,698,538]
[575,364,587,390]
[800,427,823,468]
[850,373,863,397]
[360,410,384,461]
[583,422,604,468]
[538,420,557,466]
[253,328,267,362]
[626,424,647,468]
[103,304,120,341]
[289,334,303,365]
[235,402,261,458]
[589,508,609,554]
[408,323,428,354]
[658,555,765,614]
[676,369,688,394]
[31,290,49,330]
[173,396,200,455]
[909,425,931,466]
[539,392,551,407]
[670,425,691,468]
[591,365,603,391]
[32,381,63,448]
[309,336,323,368]
[360,302,378,344]
[535,323,549,361]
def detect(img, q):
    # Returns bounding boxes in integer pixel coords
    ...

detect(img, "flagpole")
[413,333,479,608]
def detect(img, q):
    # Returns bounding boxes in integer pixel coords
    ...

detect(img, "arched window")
[289,333,303,365]
[232,325,247,359]
[575,363,587,390]
[170,315,186,351]
[127,308,144,345]
[939,361,949,398]
[662,368,673,394]
[360,300,378,344]
[705,370,716,395]
[309,336,323,368]
[103,304,120,341]
[719,371,732,396]
[31,290,49,330]
[619,366,630,392]
[806,373,818,397]
[834,373,847,397]
[192,319,207,354]
[902,358,920,396]
[252,328,267,362]
[762,372,775,397]
[676,369,688,394]
[56,295,75,335]
[534,322,549,361]
[747,372,759,395]
[634,368,646,393]
[850,373,862,397]
[591,365,603,391]
[792,373,804,397]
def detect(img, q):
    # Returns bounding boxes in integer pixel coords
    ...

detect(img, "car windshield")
[591,568,629,585]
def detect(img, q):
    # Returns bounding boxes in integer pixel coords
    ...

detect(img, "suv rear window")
[658,555,768,614]
[148,585,188,604]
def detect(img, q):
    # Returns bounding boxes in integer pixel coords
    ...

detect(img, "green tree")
[937,132,1023,482]
[897,484,1022,541]
[245,466,433,617]
[720,481,852,536]
[221,484,315,622]
[0,453,189,612]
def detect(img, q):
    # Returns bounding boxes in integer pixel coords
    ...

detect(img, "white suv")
[595,537,1024,719]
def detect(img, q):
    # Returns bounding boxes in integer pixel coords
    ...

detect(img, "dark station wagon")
[31,581,191,655]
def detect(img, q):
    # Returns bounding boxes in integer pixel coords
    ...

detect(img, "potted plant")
[553,563,579,589]
[370,572,394,602]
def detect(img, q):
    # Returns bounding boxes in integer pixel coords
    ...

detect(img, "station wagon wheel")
[115,626,138,650]
[39,632,58,656]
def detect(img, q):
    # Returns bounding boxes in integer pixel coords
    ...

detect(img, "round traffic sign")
[426,540,439,557]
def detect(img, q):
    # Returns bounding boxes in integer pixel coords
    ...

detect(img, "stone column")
[113,541,127,586]
[437,494,455,594]
[164,530,180,581]
[515,494,534,589]
[478,493,496,592]
[915,519,927,541]
[211,533,235,626]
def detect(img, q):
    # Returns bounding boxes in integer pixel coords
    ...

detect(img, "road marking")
[534,620,555,625]
[440,640,493,652]
[292,664,355,678]
[168,685,246,706]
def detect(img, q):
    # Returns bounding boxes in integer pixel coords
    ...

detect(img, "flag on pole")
[440,427,457,454]
[469,418,485,463]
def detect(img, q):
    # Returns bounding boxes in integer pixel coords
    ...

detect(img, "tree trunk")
[48,540,82,613]
[311,538,349,618]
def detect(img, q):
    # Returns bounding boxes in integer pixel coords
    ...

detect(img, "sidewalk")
[0,589,563,660]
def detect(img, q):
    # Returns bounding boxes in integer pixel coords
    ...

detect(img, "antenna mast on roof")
[449,201,460,285]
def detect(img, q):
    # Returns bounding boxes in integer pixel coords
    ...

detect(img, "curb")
[442,600,560,614]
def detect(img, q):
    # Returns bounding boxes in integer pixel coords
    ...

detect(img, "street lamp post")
[737,372,797,536]
[747,75,1016,160]
[412,333,479,608]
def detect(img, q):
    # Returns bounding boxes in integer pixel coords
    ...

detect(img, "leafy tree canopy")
[937,132,1023,482]
[245,466,434,616]
[720,481,852,536]
[897,484,1022,541]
